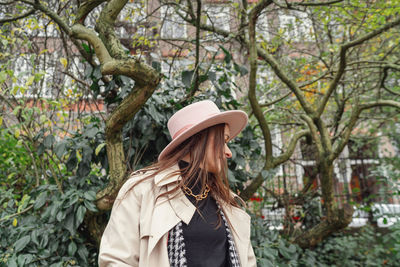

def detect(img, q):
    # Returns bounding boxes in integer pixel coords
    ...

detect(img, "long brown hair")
[127,123,239,208]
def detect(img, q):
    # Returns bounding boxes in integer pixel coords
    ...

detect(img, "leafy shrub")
[0,183,100,266]
[312,224,400,266]
[252,216,400,267]
[0,118,106,266]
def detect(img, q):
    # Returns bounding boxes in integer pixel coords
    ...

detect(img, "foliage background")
[1,0,400,266]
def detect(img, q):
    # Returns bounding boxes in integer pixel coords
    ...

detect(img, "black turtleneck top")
[178,160,231,267]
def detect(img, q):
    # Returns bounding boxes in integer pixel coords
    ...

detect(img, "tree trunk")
[293,160,354,248]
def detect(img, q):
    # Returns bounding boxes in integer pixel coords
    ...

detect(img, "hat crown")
[168,100,221,139]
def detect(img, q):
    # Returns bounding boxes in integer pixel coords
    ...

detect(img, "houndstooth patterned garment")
[167,210,241,267]
[220,209,241,267]
[167,221,187,267]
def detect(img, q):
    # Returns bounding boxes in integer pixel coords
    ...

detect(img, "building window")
[392,123,400,156]
[271,127,284,177]
[204,5,230,32]
[256,11,270,41]
[20,17,59,38]
[40,65,55,98]
[256,64,273,91]
[86,4,104,29]
[12,54,58,98]
[385,71,400,90]
[279,10,313,42]
[12,55,34,97]
[37,20,60,38]
[348,138,380,203]
[160,6,187,39]
[203,5,230,41]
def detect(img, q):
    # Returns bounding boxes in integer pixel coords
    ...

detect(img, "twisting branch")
[240,128,309,201]
[273,130,309,166]
[332,99,400,160]
[101,58,160,88]
[360,100,400,111]
[15,0,161,213]
[380,66,400,96]
[95,0,128,59]
[255,45,315,115]
[71,24,112,63]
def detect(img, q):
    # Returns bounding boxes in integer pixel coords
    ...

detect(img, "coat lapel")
[220,201,251,266]
[147,193,180,257]
[147,165,196,257]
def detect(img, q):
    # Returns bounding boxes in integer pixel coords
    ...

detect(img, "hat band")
[172,124,194,139]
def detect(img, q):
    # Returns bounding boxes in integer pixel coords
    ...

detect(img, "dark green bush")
[251,214,400,267]
[0,120,106,266]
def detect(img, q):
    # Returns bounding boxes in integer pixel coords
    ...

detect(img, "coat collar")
[154,163,182,186]
[153,163,250,225]
[154,163,201,224]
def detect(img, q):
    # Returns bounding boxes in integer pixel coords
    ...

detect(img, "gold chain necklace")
[182,184,210,201]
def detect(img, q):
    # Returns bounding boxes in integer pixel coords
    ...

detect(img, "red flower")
[292,216,300,221]
[250,197,263,202]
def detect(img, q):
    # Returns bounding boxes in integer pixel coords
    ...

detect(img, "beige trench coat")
[99,164,257,267]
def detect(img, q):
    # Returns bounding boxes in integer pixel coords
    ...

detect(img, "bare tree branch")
[102,58,160,86]
[255,46,315,115]
[260,91,292,107]
[294,0,343,6]
[273,0,343,8]
[316,16,400,117]
[18,0,72,35]
[248,0,274,163]
[273,130,309,166]
[0,9,35,24]
[187,0,202,99]
[0,0,15,5]
[360,100,400,110]
[380,66,400,96]
[239,0,275,202]
[332,99,400,160]
[75,0,106,24]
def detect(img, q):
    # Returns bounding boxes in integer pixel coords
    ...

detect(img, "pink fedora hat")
[158,100,248,161]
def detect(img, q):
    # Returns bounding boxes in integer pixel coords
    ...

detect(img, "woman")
[99,100,256,267]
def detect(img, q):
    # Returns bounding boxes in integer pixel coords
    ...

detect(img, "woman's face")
[205,124,232,174]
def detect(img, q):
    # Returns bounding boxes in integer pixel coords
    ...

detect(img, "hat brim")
[158,110,248,161]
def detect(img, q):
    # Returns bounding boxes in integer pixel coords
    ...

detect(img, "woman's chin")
[208,165,221,175]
